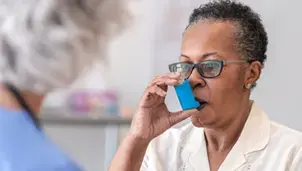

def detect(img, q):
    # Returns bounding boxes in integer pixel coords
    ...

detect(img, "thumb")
[169,109,197,126]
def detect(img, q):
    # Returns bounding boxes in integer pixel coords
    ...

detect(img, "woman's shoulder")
[248,102,302,151]
[269,120,302,147]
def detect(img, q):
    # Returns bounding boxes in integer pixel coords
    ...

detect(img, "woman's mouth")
[195,98,208,110]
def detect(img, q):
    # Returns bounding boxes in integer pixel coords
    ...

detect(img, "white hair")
[0,0,129,93]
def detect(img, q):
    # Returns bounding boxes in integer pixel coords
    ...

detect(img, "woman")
[110,1,302,171]
[0,0,128,170]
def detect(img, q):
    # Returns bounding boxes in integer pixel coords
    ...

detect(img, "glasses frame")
[168,60,250,79]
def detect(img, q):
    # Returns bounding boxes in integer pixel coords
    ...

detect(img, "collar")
[237,101,270,155]
[187,101,271,170]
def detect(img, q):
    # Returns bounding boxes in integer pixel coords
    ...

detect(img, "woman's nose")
[188,68,206,89]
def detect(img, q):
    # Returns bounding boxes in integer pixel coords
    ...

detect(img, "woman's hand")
[129,72,197,142]
[109,72,197,171]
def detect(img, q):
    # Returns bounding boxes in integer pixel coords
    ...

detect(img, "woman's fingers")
[149,72,182,90]
[141,72,182,105]
[169,109,197,126]
[140,84,167,105]
[150,72,181,85]
[148,84,167,97]
[167,72,181,79]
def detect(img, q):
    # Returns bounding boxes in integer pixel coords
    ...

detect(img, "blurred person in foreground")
[0,0,128,170]
[110,1,302,171]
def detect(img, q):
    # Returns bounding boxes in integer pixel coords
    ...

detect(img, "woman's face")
[180,21,261,128]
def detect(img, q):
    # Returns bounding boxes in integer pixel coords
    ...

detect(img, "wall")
[245,0,302,131]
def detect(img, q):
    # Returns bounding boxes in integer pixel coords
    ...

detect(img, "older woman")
[110,1,302,171]
[0,0,127,170]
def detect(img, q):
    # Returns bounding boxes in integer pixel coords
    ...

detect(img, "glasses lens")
[169,62,193,79]
[197,61,222,78]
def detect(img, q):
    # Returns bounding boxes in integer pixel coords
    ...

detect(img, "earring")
[245,83,252,89]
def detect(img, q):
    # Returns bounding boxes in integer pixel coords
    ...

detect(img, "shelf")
[39,108,132,126]
[40,115,132,126]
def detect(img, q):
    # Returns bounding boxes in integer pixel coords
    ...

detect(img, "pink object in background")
[68,89,119,116]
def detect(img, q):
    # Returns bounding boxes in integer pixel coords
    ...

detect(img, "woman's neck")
[204,99,252,152]
[0,83,44,115]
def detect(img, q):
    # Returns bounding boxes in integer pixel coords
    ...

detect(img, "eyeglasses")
[168,60,249,79]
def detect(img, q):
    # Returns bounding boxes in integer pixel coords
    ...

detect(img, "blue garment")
[0,107,82,171]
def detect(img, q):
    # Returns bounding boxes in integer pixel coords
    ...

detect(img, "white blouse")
[140,102,302,171]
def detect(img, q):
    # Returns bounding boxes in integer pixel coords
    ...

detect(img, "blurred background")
[39,0,302,170]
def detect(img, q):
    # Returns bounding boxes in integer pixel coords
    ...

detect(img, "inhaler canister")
[174,78,200,110]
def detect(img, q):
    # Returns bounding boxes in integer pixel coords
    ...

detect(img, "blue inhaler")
[174,78,200,110]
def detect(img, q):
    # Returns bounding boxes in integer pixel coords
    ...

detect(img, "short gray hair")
[0,0,129,93]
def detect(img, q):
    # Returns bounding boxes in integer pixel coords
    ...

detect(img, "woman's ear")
[245,61,262,86]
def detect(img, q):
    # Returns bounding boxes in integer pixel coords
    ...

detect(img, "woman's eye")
[201,62,221,74]
[202,63,213,70]
[206,62,219,68]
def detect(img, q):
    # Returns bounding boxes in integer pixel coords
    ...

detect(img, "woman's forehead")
[181,21,238,61]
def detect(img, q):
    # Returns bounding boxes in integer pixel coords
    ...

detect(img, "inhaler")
[174,73,200,110]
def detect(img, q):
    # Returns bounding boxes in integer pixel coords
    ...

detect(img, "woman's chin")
[190,112,215,128]
[190,115,204,127]
[191,119,204,128]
